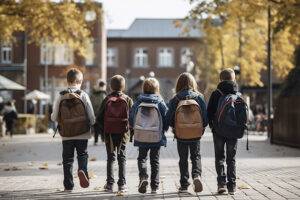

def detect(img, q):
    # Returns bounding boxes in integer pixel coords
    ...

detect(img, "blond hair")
[143,78,160,94]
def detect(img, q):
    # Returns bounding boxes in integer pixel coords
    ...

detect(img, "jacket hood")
[138,94,162,103]
[176,89,201,99]
[217,80,238,95]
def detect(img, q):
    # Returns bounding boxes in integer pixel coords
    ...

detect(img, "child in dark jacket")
[166,72,208,193]
[95,75,133,193]
[207,68,239,195]
[129,78,168,194]
[3,101,18,137]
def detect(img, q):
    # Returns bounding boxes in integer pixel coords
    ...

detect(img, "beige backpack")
[175,98,204,140]
[58,90,90,137]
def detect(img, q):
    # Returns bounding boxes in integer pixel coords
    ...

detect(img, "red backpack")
[104,94,129,134]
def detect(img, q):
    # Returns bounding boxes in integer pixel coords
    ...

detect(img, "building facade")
[0,3,106,112]
[107,19,202,100]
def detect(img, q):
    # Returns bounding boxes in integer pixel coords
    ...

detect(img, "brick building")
[107,18,202,100]
[0,3,106,112]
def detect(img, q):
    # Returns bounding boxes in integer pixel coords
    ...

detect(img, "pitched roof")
[107,19,202,39]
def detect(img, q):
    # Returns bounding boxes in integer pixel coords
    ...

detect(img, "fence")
[272,97,300,148]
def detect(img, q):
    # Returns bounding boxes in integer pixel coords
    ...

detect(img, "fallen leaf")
[88,170,97,179]
[89,157,97,161]
[39,162,49,170]
[238,183,251,189]
[116,191,124,196]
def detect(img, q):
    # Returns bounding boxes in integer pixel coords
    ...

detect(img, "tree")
[187,0,299,88]
[0,0,102,56]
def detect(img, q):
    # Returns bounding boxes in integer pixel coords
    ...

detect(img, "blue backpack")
[214,90,248,139]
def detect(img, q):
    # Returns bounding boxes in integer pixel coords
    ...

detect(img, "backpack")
[58,90,90,137]
[104,94,129,134]
[134,102,163,143]
[214,91,248,139]
[175,96,204,140]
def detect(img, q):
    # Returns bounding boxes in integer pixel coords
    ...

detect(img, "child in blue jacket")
[129,77,168,194]
[166,72,208,193]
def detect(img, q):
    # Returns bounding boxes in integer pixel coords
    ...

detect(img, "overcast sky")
[98,0,193,29]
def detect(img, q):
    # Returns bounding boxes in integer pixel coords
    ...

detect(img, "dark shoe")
[178,186,189,193]
[104,183,113,192]
[63,188,73,192]
[138,179,148,194]
[193,176,203,193]
[228,185,236,195]
[78,170,89,188]
[151,188,158,194]
[118,185,127,192]
[217,184,227,194]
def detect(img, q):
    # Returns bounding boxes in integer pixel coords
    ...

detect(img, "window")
[40,42,73,65]
[107,48,118,67]
[181,48,193,66]
[85,40,94,66]
[158,48,173,67]
[1,44,12,64]
[134,48,148,68]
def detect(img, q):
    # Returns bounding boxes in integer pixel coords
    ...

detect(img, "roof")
[0,74,25,91]
[107,19,202,39]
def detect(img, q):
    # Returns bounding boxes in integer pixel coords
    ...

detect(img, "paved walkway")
[0,131,300,200]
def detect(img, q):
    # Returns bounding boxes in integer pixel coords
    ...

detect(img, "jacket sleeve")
[95,97,107,136]
[196,95,208,128]
[51,95,61,122]
[166,97,176,128]
[129,99,140,128]
[159,101,169,132]
[207,90,221,129]
[82,93,96,125]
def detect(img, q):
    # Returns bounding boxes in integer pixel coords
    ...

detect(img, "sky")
[98,0,193,30]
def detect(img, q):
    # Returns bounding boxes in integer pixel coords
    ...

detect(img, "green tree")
[0,0,102,56]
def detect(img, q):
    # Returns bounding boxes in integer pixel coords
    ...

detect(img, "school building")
[107,18,202,100]
[0,2,106,112]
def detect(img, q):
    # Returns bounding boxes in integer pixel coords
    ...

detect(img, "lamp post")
[267,4,273,139]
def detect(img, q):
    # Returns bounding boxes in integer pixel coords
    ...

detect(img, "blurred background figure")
[3,100,18,137]
[90,79,107,145]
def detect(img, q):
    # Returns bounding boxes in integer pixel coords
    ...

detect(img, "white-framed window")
[107,48,118,67]
[134,48,148,68]
[181,47,193,66]
[40,42,73,65]
[158,48,174,67]
[1,43,12,64]
[85,40,94,66]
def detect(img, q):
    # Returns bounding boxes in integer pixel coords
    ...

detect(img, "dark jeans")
[213,133,237,187]
[138,147,160,189]
[105,134,126,186]
[177,140,202,188]
[62,140,88,190]
[94,130,99,144]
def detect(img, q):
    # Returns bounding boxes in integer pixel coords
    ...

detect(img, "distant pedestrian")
[207,68,248,195]
[3,101,18,137]
[129,78,168,194]
[90,79,107,145]
[51,67,95,192]
[95,75,133,193]
[166,72,208,193]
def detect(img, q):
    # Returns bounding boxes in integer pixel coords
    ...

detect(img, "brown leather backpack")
[58,90,90,137]
[175,98,204,140]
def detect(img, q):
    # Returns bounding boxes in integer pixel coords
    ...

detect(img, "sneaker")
[193,176,203,193]
[78,170,89,188]
[228,185,236,195]
[118,185,127,192]
[178,186,189,193]
[151,188,158,194]
[103,183,113,192]
[217,184,227,194]
[138,179,148,194]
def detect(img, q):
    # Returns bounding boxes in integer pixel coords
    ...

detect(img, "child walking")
[207,68,248,195]
[95,75,133,193]
[166,72,208,193]
[129,78,168,194]
[51,67,95,191]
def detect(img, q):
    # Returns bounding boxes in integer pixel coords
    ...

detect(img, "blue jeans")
[213,133,237,187]
[62,140,88,190]
[177,140,202,188]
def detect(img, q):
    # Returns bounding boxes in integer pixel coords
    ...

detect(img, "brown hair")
[175,72,198,93]
[110,75,125,91]
[66,67,83,84]
[143,78,160,94]
[220,68,235,81]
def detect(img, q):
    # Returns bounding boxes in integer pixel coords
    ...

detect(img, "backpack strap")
[216,89,224,96]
